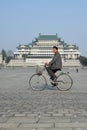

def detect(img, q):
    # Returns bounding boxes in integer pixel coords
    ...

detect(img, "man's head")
[53,46,58,53]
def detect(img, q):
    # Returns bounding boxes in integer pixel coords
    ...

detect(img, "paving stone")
[0,123,18,128]
[19,123,54,128]
[26,113,38,117]
[38,113,52,117]
[14,113,26,117]
[55,123,87,128]
[39,117,71,123]
[7,117,38,123]
[0,117,8,123]
[52,113,64,117]
[64,113,73,117]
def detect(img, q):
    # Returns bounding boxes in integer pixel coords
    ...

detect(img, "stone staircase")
[7,59,81,67]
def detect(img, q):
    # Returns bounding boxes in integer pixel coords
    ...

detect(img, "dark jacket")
[49,52,62,69]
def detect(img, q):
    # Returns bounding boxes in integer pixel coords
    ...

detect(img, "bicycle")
[29,65,73,91]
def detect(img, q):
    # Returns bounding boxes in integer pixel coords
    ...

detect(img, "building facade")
[14,44,30,59]
[14,33,81,60]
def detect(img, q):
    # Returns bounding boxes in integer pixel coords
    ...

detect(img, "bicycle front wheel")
[29,74,47,91]
[56,73,73,91]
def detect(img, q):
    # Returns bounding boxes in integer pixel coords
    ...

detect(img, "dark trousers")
[46,66,61,80]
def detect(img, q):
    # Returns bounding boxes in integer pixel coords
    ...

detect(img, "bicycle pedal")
[37,72,42,76]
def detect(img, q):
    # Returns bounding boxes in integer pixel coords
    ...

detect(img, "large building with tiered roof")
[14,33,80,60]
[12,33,81,67]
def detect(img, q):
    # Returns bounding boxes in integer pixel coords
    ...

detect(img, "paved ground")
[0,67,87,130]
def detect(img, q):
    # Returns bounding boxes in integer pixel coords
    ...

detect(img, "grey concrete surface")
[0,67,87,130]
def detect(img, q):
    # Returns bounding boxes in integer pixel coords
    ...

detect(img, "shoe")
[51,81,57,86]
[37,71,42,75]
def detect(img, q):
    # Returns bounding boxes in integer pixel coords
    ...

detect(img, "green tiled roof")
[38,34,58,40]
[17,44,29,49]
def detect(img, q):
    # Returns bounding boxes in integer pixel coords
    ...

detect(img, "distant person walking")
[45,46,62,82]
[76,68,78,72]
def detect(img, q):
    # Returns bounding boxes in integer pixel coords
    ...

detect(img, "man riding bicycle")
[45,46,62,83]
[29,46,73,90]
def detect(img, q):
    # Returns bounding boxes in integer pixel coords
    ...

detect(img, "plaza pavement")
[0,67,87,130]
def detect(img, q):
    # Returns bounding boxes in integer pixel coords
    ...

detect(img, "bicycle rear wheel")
[56,73,73,91]
[29,74,47,91]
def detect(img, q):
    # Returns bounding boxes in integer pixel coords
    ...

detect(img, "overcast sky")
[0,0,87,56]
